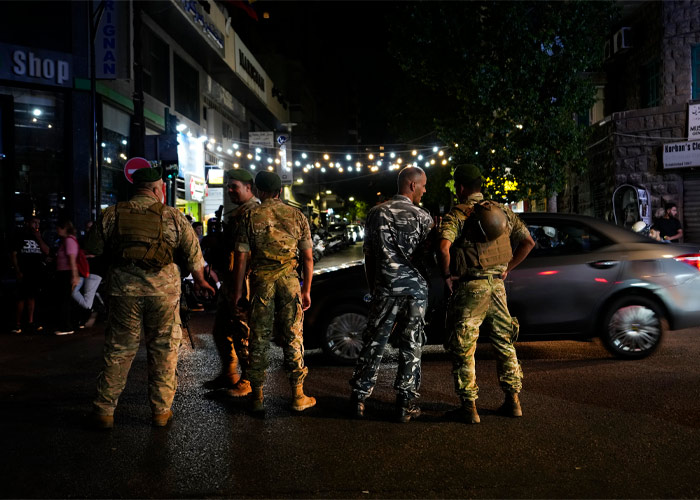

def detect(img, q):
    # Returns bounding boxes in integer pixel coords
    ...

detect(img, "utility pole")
[89,0,106,219]
[130,0,145,158]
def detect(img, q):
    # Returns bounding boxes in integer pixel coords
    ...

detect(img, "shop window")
[0,86,65,226]
[641,60,660,108]
[692,45,700,100]
[143,27,170,105]
[100,104,131,207]
[174,54,199,124]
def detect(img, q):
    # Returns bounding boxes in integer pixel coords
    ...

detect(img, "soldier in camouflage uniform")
[232,171,315,414]
[349,166,433,423]
[86,164,215,429]
[204,169,259,397]
[437,164,534,424]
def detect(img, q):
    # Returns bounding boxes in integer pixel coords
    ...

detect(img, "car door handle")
[588,260,619,269]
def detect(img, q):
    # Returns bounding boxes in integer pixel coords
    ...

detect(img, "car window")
[527,221,613,257]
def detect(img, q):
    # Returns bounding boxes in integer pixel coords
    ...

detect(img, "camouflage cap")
[227,168,254,183]
[255,171,282,192]
[132,165,162,183]
[453,164,482,184]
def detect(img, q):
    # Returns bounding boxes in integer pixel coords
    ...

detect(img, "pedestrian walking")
[232,171,315,414]
[204,169,259,397]
[437,164,534,424]
[72,220,105,328]
[53,219,81,335]
[349,166,434,423]
[85,164,215,429]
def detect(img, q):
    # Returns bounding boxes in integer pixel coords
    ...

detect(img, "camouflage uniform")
[234,198,312,388]
[213,197,260,381]
[439,192,529,402]
[86,193,205,416]
[350,195,433,401]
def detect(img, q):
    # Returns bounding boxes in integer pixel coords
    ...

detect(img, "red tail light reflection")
[537,270,559,275]
[674,254,700,270]
[594,277,608,283]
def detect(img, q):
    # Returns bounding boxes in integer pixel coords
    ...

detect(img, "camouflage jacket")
[364,194,434,299]
[86,193,205,296]
[439,193,529,276]
[234,198,312,282]
[224,197,260,267]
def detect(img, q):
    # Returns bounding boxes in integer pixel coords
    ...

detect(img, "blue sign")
[0,43,72,87]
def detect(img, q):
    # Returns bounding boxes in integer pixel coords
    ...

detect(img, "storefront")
[0,42,73,238]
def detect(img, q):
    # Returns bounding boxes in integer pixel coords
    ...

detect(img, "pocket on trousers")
[510,317,520,343]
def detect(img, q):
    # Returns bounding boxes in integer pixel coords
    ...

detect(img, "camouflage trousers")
[212,280,250,379]
[93,294,182,416]
[247,274,307,388]
[445,276,522,402]
[350,295,427,400]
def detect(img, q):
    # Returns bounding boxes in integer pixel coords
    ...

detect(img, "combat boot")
[152,409,173,427]
[498,392,523,417]
[396,395,421,423]
[90,412,114,430]
[291,384,316,412]
[227,379,252,397]
[350,393,365,419]
[250,386,265,413]
[460,399,480,424]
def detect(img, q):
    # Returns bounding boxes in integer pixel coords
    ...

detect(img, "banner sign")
[662,140,700,169]
[689,103,700,140]
[249,131,274,148]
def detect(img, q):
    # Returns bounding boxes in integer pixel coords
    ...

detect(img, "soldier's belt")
[458,275,500,282]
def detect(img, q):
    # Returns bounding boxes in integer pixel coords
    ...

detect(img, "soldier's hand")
[196,279,216,297]
[444,276,455,295]
[301,291,311,311]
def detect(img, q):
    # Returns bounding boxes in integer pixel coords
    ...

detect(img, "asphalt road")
[2,299,700,498]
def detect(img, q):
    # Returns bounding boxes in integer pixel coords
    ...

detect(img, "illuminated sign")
[175,0,225,55]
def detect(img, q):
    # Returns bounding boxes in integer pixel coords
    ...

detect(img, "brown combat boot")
[291,384,316,412]
[498,392,523,417]
[227,379,252,397]
[462,399,481,424]
[152,409,173,427]
[250,386,265,413]
[90,412,114,430]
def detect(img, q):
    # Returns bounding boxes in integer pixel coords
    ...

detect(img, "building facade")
[560,0,700,242]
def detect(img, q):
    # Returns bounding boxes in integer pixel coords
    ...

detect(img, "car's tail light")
[674,254,700,270]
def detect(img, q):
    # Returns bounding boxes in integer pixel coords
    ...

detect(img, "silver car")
[303,213,700,363]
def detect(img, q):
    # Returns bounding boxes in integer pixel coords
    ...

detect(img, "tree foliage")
[389,1,618,202]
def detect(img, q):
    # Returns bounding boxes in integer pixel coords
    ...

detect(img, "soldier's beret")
[132,165,162,183]
[227,169,254,183]
[255,171,282,192]
[453,164,482,184]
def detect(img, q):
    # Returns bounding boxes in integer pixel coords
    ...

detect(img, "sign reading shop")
[0,43,72,88]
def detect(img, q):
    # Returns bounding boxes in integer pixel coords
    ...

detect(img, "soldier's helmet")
[473,201,508,241]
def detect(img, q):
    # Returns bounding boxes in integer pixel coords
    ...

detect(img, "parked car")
[303,213,700,364]
[347,224,364,242]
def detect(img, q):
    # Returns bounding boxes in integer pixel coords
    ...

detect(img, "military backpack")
[113,201,174,269]
[450,201,513,276]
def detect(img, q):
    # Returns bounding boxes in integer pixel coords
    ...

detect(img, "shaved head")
[397,166,427,205]
[398,166,425,191]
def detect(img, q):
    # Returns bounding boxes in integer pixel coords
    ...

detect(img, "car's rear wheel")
[321,306,368,365]
[601,296,667,359]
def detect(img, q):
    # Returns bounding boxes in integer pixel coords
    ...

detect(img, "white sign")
[204,187,224,216]
[249,131,274,148]
[185,173,206,202]
[177,133,205,178]
[277,143,293,185]
[689,104,700,140]
[662,140,700,169]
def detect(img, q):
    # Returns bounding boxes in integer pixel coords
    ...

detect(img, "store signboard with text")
[662,140,700,169]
